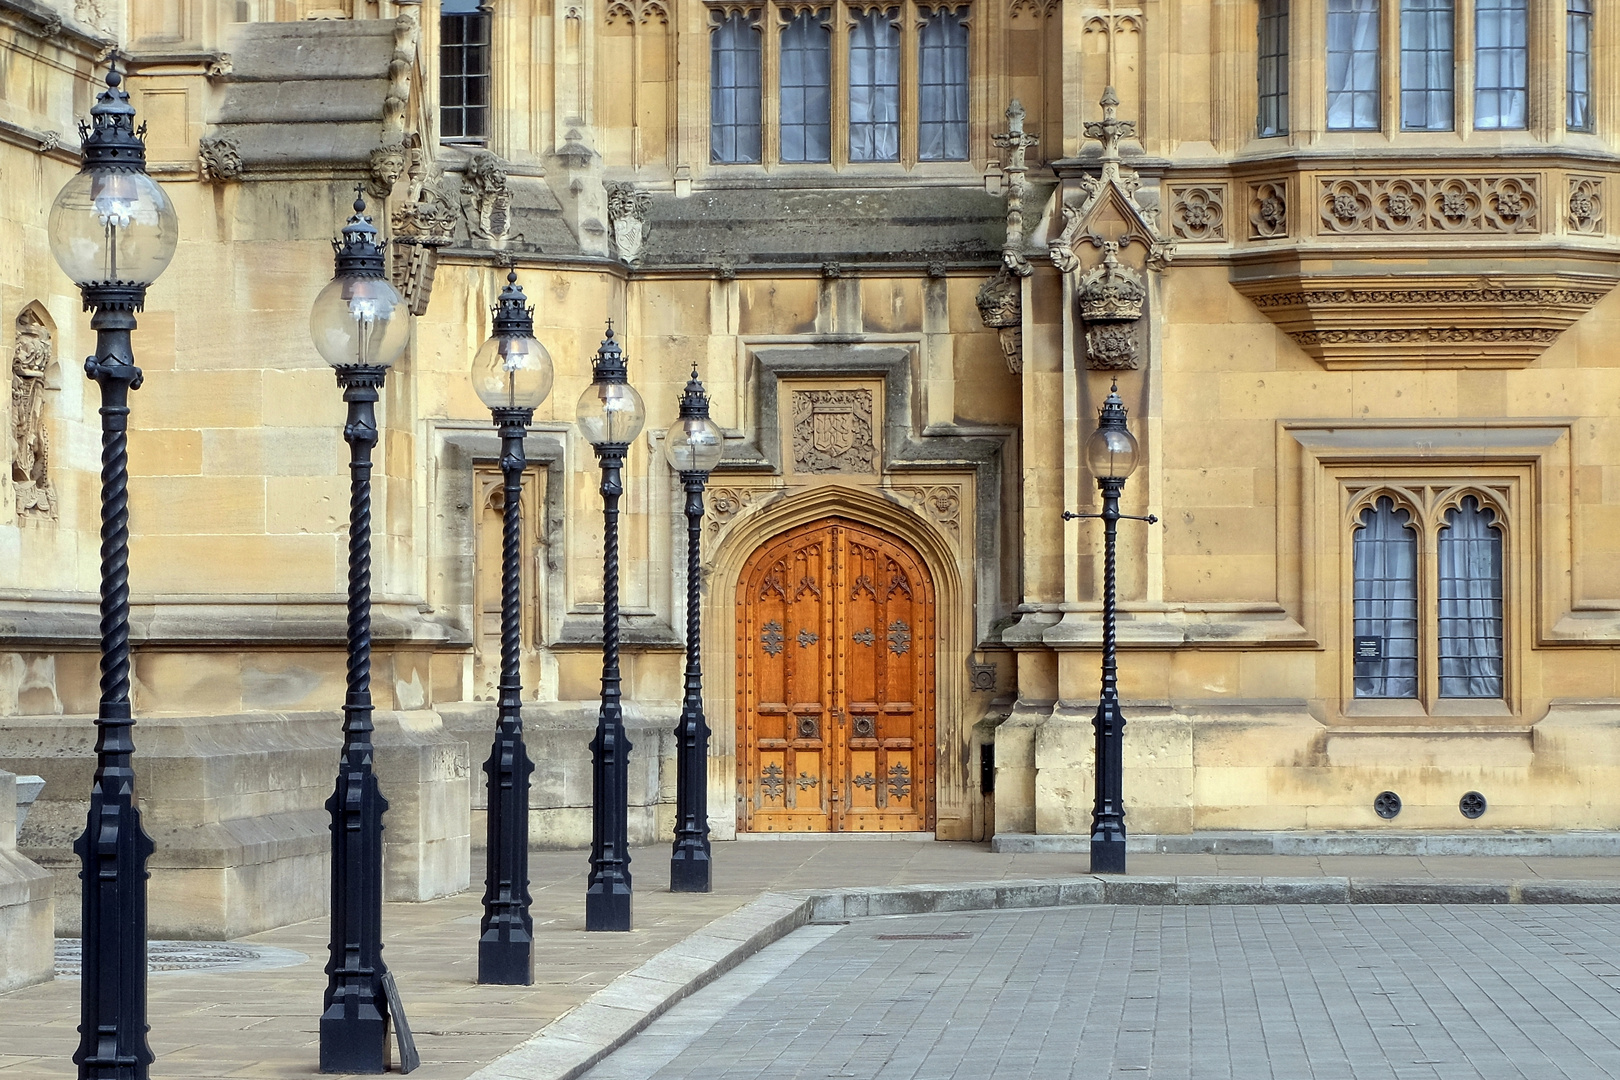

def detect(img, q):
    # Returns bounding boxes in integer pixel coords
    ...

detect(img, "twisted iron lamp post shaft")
[479,408,537,983]
[670,472,712,891]
[75,291,157,1080]
[319,365,394,1073]
[586,443,634,930]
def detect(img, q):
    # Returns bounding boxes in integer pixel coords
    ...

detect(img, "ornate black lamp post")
[48,64,178,1080]
[663,370,724,893]
[470,270,553,983]
[309,192,412,1073]
[1063,381,1156,875]
[575,323,646,931]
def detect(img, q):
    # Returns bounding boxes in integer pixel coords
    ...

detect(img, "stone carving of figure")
[366,142,408,201]
[11,308,55,517]
[460,151,512,241]
[606,182,653,263]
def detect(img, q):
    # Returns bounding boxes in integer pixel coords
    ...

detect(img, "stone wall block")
[372,710,471,903]
[0,770,54,993]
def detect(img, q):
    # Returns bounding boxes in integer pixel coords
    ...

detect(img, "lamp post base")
[585,882,633,932]
[318,1008,388,1074]
[478,932,533,986]
[1089,835,1127,875]
[669,846,712,893]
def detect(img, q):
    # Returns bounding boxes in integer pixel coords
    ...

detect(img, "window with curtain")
[1437,497,1504,698]
[849,8,901,162]
[440,0,491,142]
[1475,0,1528,130]
[1568,0,1594,132]
[1327,0,1381,131]
[780,10,833,163]
[711,11,764,164]
[1400,0,1454,130]
[1257,0,1290,138]
[1353,497,1419,699]
[918,7,969,161]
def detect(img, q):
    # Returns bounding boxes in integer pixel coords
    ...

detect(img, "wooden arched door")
[736,517,936,832]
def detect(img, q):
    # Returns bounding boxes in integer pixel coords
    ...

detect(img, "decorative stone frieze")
[1316,175,1540,235]
[1169,184,1226,241]
[888,484,962,542]
[1568,177,1604,235]
[1235,277,1616,368]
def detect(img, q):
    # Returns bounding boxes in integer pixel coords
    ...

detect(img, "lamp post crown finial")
[592,319,628,383]
[678,367,710,419]
[332,190,386,278]
[490,268,535,335]
[79,59,147,171]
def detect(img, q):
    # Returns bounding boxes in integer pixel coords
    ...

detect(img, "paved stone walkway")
[2,841,1619,1078]
[581,904,1620,1080]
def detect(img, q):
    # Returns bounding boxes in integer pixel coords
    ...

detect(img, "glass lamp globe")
[1086,383,1140,482]
[309,273,411,369]
[48,168,178,286]
[665,413,724,474]
[1086,423,1139,481]
[576,379,647,448]
[474,329,554,411]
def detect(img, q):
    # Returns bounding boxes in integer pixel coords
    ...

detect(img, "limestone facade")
[0,0,1617,936]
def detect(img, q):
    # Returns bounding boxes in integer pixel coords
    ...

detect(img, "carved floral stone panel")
[1248,180,1289,239]
[1169,184,1226,241]
[792,389,876,473]
[1568,176,1604,236]
[1316,175,1540,234]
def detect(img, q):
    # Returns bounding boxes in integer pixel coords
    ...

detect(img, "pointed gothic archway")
[735,517,937,832]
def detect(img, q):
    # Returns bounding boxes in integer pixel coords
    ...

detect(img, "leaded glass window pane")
[1475,0,1528,130]
[1258,0,1290,138]
[1438,497,1504,698]
[440,6,491,141]
[1327,0,1380,131]
[1353,497,1419,699]
[849,8,901,162]
[918,7,969,161]
[1568,0,1594,132]
[780,10,832,163]
[1400,0,1454,130]
[711,12,763,164]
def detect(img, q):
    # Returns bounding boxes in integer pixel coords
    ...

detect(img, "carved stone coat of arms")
[792,389,875,473]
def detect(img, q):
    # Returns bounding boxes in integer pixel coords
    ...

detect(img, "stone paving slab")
[4,842,1620,1078]
[575,905,1620,1080]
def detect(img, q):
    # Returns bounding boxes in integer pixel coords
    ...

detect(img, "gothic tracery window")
[1257,0,1289,138]
[780,9,833,163]
[1568,0,1594,132]
[848,8,902,162]
[1437,497,1504,699]
[711,10,764,163]
[917,7,969,161]
[1353,497,1419,699]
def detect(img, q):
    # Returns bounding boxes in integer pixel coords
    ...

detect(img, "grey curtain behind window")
[1400,0,1454,130]
[1327,0,1380,130]
[1567,0,1594,131]
[1437,497,1504,698]
[781,11,832,163]
[1354,497,1419,698]
[849,10,901,162]
[711,13,763,164]
[918,8,969,161]
[1475,0,1528,130]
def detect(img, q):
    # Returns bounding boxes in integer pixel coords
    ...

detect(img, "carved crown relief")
[1048,89,1174,371]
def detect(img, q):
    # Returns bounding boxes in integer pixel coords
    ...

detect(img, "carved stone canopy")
[1233,267,1619,369]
